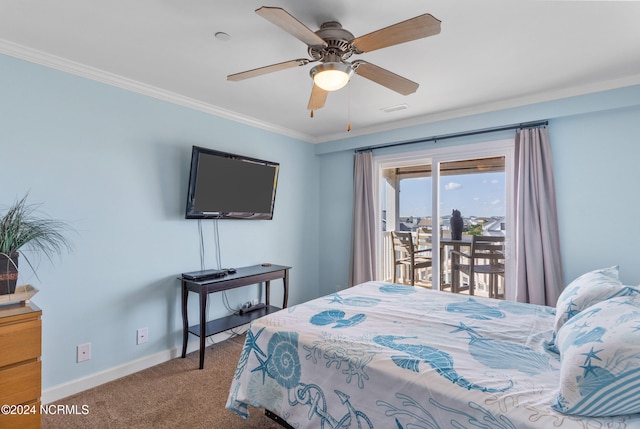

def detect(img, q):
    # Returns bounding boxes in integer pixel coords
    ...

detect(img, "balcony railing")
[381,231,502,298]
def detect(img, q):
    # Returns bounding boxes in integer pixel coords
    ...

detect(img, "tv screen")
[185,146,279,220]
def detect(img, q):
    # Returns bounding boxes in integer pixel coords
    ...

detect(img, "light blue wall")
[316,86,640,295]
[551,105,640,283]
[0,54,320,390]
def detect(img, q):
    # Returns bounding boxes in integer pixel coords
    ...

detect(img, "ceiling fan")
[227,6,441,114]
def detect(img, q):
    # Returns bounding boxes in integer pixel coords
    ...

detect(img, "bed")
[226,276,640,428]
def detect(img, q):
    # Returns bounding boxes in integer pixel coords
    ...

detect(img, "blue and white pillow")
[552,294,640,416]
[553,266,638,334]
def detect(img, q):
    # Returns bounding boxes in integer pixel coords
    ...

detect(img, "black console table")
[180,264,290,369]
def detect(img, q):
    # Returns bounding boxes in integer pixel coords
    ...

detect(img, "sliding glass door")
[375,140,514,297]
[438,157,507,297]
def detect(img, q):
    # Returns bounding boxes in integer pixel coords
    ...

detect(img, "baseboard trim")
[42,330,244,404]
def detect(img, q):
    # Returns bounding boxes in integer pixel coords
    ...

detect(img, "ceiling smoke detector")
[215,32,231,41]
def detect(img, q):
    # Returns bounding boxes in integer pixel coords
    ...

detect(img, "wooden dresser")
[0,302,42,429]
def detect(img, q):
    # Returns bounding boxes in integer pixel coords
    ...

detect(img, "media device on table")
[182,267,237,281]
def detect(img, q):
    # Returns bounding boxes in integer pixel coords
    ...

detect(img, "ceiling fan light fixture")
[310,62,353,91]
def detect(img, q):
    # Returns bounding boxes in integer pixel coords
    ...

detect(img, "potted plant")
[0,194,73,297]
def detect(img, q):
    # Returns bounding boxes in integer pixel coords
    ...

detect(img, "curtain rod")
[354,120,548,153]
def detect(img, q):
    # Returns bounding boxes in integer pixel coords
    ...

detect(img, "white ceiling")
[1,1,639,143]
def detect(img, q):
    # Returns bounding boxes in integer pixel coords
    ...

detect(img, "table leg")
[181,280,189,358]
[283,269,289,308]
[265,280,270,307]
[199,289,207,369]
[452,245,460,293]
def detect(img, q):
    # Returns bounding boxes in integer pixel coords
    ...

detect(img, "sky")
[399,172,506,218]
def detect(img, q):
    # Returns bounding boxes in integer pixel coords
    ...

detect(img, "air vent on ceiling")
[380,104,408,113]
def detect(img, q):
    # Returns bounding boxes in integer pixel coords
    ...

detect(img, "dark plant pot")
[0,252,19,295]
[451,226,463,241]
[451,211,464,241]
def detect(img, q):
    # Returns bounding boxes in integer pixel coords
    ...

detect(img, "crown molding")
[0,39,315,143]
[3,39,639,147]
[314,73,640,144]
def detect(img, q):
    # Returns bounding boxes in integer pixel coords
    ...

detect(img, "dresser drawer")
[0,318,41,368]
[0,360,41,406]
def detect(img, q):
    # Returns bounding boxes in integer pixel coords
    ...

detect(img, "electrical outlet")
[77,343,91,362]
[252,299,259,306]
[137,327,148,345]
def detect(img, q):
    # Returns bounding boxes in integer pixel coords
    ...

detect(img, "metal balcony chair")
[450,235,505,298]
[391,231,433,286]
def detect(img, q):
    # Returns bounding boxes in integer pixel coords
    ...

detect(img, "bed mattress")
[226,281,640,428]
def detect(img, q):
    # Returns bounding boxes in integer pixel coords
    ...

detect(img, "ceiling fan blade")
[256,6,328,48]
[352,14,441,54]
[353,61,418,95]
[308,84,329,111]
[227,59,309,81]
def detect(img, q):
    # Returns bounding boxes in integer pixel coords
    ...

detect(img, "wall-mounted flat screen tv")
[185,146,279,220]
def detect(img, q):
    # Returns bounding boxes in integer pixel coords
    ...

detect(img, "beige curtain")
[514,127,564,306]
[349,151,377,286]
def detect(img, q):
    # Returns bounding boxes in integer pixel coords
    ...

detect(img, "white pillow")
[552,294,640,416]
[553,266,638,334]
